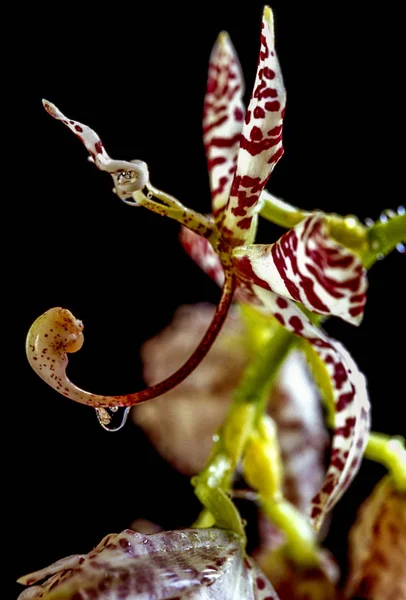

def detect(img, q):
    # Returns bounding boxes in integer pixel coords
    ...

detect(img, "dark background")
[9,2,405,597]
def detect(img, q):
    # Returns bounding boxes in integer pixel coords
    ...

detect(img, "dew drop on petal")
[379,213,388,223]
[396,242,405,254]
[397,205,405,215]
[364,217,374,228]
[95,407,130,432]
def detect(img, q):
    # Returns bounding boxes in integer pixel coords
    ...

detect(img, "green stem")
[364,212,406,269]
[192,325,294,535]
[365,433,406,492]
[260,190,309,228]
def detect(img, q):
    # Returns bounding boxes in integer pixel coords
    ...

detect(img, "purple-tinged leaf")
[221,7,286,247]
[233,214,368,325]
[204,32,245,223]
[240,286,370,529]
[43,100,149,199]
[346,477,406,600]
[179,226,225,287]
[17,529,243,600]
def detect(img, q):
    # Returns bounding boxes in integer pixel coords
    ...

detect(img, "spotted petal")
[43,100,149,199]
[204,32,245,223]
[345,477,406,600]
[245,286,370,529]
[17,529,250,600]
[233,214,368,325]
[221,6,286,247]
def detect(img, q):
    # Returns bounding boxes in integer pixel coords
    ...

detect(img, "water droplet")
[396,242,405,254]
[344,215,359,228]
[364,217,374,228]
[376,253,385,261]
[397,205,405,216]
[379,213,388,223]
[95,406,130,432]
[212,434,220,443]
[383,209,396,219]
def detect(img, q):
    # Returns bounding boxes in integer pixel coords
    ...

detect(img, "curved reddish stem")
[27,263,236,409]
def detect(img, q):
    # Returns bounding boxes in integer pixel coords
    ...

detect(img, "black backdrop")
[9,2,405,597]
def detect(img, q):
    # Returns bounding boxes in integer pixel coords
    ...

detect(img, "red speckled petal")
[221,7,286,247]
[241,286,370,530]
[233,214,368,325]
[346,477,406,600]
[43,100,149,199]
[179,226,225,287]
[17,529,242,600]
[244,556,280,599]
[204,32,246,223]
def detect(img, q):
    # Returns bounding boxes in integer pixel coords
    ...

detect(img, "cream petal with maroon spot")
[221,7,286,247]
[247,285,370,530]
[204,32,245,224]
[232,214,368,326]
[43,100,149,199]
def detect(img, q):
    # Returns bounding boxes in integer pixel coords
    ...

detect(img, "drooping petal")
[243,285,370,530]
[204,32,245,222]
[221,6,286,247]
[43,100,149,199]
[233,214,368,325]
[345,477,406,600]
[179,226,225,287]
[17,529,242,600]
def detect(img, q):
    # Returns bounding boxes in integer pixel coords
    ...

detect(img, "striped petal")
[221,6,286,247]
[233,214,368,325]
[204,32,245,222]
[243,285,370,530]
[17,529,243,600]
[43,100,149,199]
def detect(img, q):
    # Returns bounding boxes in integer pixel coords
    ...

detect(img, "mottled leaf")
[43,100,149,199]
[233,214,368,326]
[345,477,406,600]
[204,32,245,223]
[221,7,286,247]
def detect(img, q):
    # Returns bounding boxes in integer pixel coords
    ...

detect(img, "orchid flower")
[27,5,404,535]
[17,528,279,600]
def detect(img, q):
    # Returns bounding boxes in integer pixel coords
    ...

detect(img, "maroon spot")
[274,312,285,325]
[234,107,244,121]
[250,126,263,141]
[256,577,266,590]
[238,216,253,229]
[94,141,103,155]
[265,100,281,112]
[74,125,83,133]
[253,106,266,119]
[349,306,364,317]
[322,479,335,493]
[289,316,304,332]
[263,67,275,79]
[276,297,288,308]
[245,110,251,124]
[311,506,322,518]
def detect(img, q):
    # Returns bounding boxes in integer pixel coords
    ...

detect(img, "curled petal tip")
[217,30,230,45]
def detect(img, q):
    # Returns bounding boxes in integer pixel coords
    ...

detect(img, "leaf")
[232,214,368,326]
[203,32,245,223]
[221,6,286,247]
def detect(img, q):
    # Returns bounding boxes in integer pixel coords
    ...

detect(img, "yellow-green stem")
[365,433,406,492]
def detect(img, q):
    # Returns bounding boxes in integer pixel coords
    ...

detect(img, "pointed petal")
[179,226,225,287]
[43,100,149,198]
[243,286,370,530]
[346,477,406,600]
[221,7,286,246]
[204,32,246,222]
[17,529,241,600]
[233,214,368,325]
